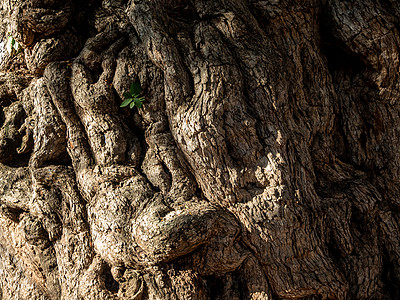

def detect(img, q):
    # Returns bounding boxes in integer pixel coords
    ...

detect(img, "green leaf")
[130,101,136,109]
[120,98,133,107]
[123,92,131,99]
[134,98,143,108]
[130,82,141,96]
[6,36,14,55]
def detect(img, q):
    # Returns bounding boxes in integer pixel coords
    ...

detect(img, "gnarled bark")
[1,0,400,299]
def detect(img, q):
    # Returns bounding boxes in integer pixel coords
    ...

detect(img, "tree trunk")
[1,0,400,299]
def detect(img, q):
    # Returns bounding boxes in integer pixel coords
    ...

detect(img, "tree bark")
[0,0,400,299]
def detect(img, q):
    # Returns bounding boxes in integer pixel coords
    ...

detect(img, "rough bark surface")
[0,0,400,299]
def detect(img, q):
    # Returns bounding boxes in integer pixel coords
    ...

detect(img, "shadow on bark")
[0,0,400,299]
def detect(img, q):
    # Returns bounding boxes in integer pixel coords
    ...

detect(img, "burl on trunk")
[0,0,400,299]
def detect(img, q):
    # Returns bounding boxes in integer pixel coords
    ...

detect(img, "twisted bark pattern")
[0,0,400,299]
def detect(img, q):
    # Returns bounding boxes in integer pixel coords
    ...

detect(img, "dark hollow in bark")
[1,0,400,299]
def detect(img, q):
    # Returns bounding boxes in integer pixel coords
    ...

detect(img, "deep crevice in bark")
[1,0,400,299]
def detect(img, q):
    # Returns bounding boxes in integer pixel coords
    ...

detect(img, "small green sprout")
[120,82,145,109]
[6,35,22,56]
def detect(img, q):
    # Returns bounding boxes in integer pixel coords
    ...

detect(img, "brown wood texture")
[0,0,400,299]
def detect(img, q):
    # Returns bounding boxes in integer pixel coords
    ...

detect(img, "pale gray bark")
[0,0,400,299]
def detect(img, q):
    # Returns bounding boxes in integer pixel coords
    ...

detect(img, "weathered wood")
[0,0,400,299]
